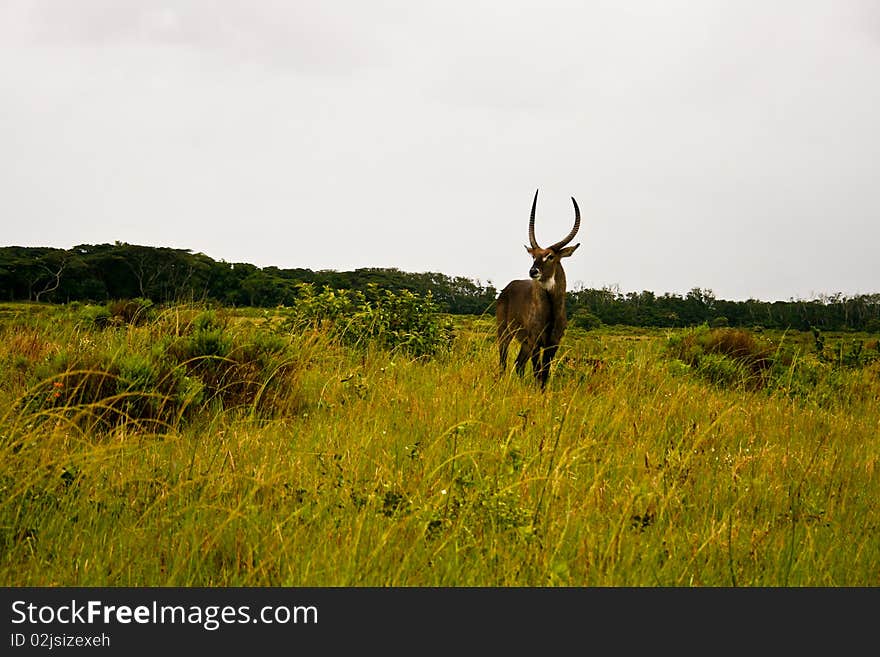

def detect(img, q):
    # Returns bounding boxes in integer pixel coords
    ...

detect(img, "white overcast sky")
[1,1,878,301]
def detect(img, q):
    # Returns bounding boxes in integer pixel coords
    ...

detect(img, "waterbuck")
[496,189,581,388]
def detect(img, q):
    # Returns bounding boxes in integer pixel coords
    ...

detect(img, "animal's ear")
[558,243,580,258]
[525,245,536,255]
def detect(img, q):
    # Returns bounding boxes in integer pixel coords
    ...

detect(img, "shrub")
[697,353,747,388]
[78,298,155,328]
[811,327,879,369]
[668,327,774,371]
[570,309,602,331]
[80,304,112,328]
[666,326,777,389]
[287,283,453,358]
[15,308,305,434]
[107,298,155,325]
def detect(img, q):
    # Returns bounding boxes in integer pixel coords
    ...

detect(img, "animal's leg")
[538,344,559,388]
[514,343,530,377]
[530,348,542,383]
[498,333,511,376]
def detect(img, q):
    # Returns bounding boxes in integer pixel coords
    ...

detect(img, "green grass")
[1,302,878,586]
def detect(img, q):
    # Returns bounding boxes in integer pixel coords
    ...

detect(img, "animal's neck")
[539,268,567,311]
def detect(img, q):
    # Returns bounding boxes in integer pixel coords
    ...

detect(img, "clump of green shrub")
[667,326,879,405]
[286,283,453,358]
[78,304,111,328]
[107,298,155,325]
[811,326,880,369]
[666,326,779,389]
[668,327,776,370]
[79,298,155,328]
[570,309,602,331]
[16,308,303,434]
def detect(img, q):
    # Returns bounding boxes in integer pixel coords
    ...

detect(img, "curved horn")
[548,196,581,251]
[528,188,540,249]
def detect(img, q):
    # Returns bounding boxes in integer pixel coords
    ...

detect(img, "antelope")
[496,189,581,388]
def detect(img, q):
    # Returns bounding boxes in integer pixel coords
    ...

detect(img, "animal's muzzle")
[529,267,540,279]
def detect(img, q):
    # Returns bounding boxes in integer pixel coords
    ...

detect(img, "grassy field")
[1,301,878,586]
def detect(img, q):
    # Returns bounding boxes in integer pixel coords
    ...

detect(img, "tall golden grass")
[1,303,877,585]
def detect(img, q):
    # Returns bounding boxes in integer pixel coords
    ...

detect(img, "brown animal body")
[496,189,581,388]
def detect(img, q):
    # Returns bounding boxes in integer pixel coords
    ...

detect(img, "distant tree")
[571,308,602,330]
[33,253,69,302]
[0,244,877,331]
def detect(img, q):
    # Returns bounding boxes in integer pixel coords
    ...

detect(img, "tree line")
[0,243,497,316]
[2,243,878,331]
[568,286,880,332]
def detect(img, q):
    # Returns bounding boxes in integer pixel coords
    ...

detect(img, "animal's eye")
[545,254,555,262]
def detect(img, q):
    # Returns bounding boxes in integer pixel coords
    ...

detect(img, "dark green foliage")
[0,244,498,315]
[2,244,879,330]
[570,308,602,331]
[569,285,880,331]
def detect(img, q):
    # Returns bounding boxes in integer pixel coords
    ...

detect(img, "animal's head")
[525,189,581,290]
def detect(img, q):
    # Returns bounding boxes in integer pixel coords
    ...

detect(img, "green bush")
[79,304,111,328]
[696,353,747,388]
[287,283,453,358]
[17,308,304,433]
[107,298,154,325]
[811,327,879,369]
[78,298,155,328]
[666,326,778,389]
[667,326,878,404]
[570,309,602,331]
[668,326,775,370]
